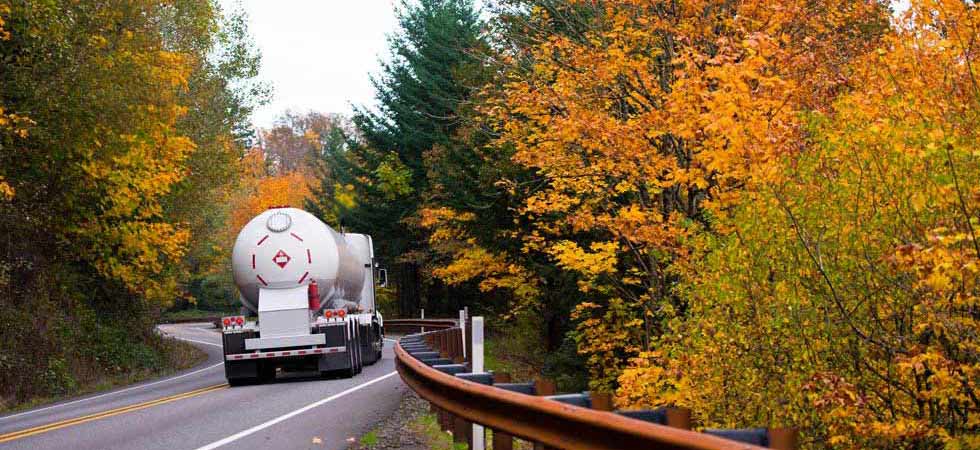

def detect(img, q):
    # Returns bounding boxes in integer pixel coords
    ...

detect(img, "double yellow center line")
[0,383,228,443]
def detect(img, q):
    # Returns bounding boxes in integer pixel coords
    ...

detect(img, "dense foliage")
[312,0,979,447]
[1,0,975,445]
[0,0,264,404]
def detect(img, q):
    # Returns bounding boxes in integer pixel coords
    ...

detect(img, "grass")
[0,337,207,414]
[483,335,542,382]
[410,412,539,450]
[409,413,471,450]
[161,308,236,322]
[359,430,378,447]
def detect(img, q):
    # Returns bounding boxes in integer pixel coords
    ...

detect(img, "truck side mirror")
[377,268,388,288]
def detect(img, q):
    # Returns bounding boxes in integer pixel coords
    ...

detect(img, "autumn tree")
[0,0,264,401]
[616,2,980,447]
[469,0,887,390]
[164,2,270,311]
[261,110,347,173]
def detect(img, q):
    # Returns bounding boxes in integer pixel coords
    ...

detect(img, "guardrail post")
[439,330,449,358]
[590,392,614,411]
[453,415,473,448]
[533,378,558,450]
[487,371,514,450]
[534,378,556,396]
[453,329,465,364]
[448,328,457,361]
[440,407,452,433]
[470,317,485,450]
[666,407,692,429]
[459,309,467,360]
[768,427,798,450]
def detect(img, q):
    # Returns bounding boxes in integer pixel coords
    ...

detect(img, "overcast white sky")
[228,0,907,130]
[224,1,400,128]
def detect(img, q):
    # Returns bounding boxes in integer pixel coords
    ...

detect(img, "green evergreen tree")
[310,0,483,316]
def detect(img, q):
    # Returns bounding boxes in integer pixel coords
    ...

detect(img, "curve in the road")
[0,323,405,450]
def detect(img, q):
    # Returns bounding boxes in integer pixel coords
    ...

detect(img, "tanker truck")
[220,207,386,385]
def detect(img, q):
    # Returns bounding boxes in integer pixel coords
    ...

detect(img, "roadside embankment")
[0,331,206,414]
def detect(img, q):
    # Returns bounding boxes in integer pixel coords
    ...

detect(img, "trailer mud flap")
[222,332,248,354]
[226,360,259,380]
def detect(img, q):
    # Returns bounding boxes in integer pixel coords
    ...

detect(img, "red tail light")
[324,309,333,319]
[337,309,346,318]
[235,317,244,326]
[223,318,231,327]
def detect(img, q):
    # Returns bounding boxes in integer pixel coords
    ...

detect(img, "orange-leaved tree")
[226,148,313,242]
[487,0,887,390]
[617,0,980,447]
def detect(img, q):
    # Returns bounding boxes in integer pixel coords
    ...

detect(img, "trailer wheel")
[372,323,384,363]
[258,362,276,383]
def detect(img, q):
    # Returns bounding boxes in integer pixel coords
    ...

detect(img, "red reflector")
[298,350,306,355]
[282,351,291,356]
[234,355,242,360]
[250,354,259,358]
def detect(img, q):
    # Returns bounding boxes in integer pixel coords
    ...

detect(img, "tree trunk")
[396,262,420,317]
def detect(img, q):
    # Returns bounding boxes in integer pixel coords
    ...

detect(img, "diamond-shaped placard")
[272,249,291,268]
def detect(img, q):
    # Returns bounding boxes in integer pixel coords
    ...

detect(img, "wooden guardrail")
[394,321,797,450]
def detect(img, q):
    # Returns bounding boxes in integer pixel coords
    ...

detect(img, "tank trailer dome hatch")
[266,211,292,232]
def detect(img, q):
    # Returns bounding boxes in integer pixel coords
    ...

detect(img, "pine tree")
[311,0,483,316]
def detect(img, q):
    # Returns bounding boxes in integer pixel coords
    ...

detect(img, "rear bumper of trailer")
[225,345,346,361]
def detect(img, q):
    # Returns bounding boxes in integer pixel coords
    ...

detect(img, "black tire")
[258,362,276,383]
[228,376,259,387]
[372,323,384,363]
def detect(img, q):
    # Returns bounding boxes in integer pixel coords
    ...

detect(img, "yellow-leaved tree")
[616,1,980,447]
[488,0,887,390]
[0,0,266,403]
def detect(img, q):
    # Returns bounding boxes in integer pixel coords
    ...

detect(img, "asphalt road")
[0,323,408,450]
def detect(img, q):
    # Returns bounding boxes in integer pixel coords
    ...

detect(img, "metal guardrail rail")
[384,318,457,333]
[394,320,796,450]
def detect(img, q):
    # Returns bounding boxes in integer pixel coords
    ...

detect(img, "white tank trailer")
[220,207,386,385]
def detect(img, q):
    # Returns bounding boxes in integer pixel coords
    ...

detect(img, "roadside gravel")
[350,390,436,450]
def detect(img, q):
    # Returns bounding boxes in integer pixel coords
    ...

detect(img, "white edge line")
[194,371,399,450]
[0,336,223,421]
[174,337,223,348]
